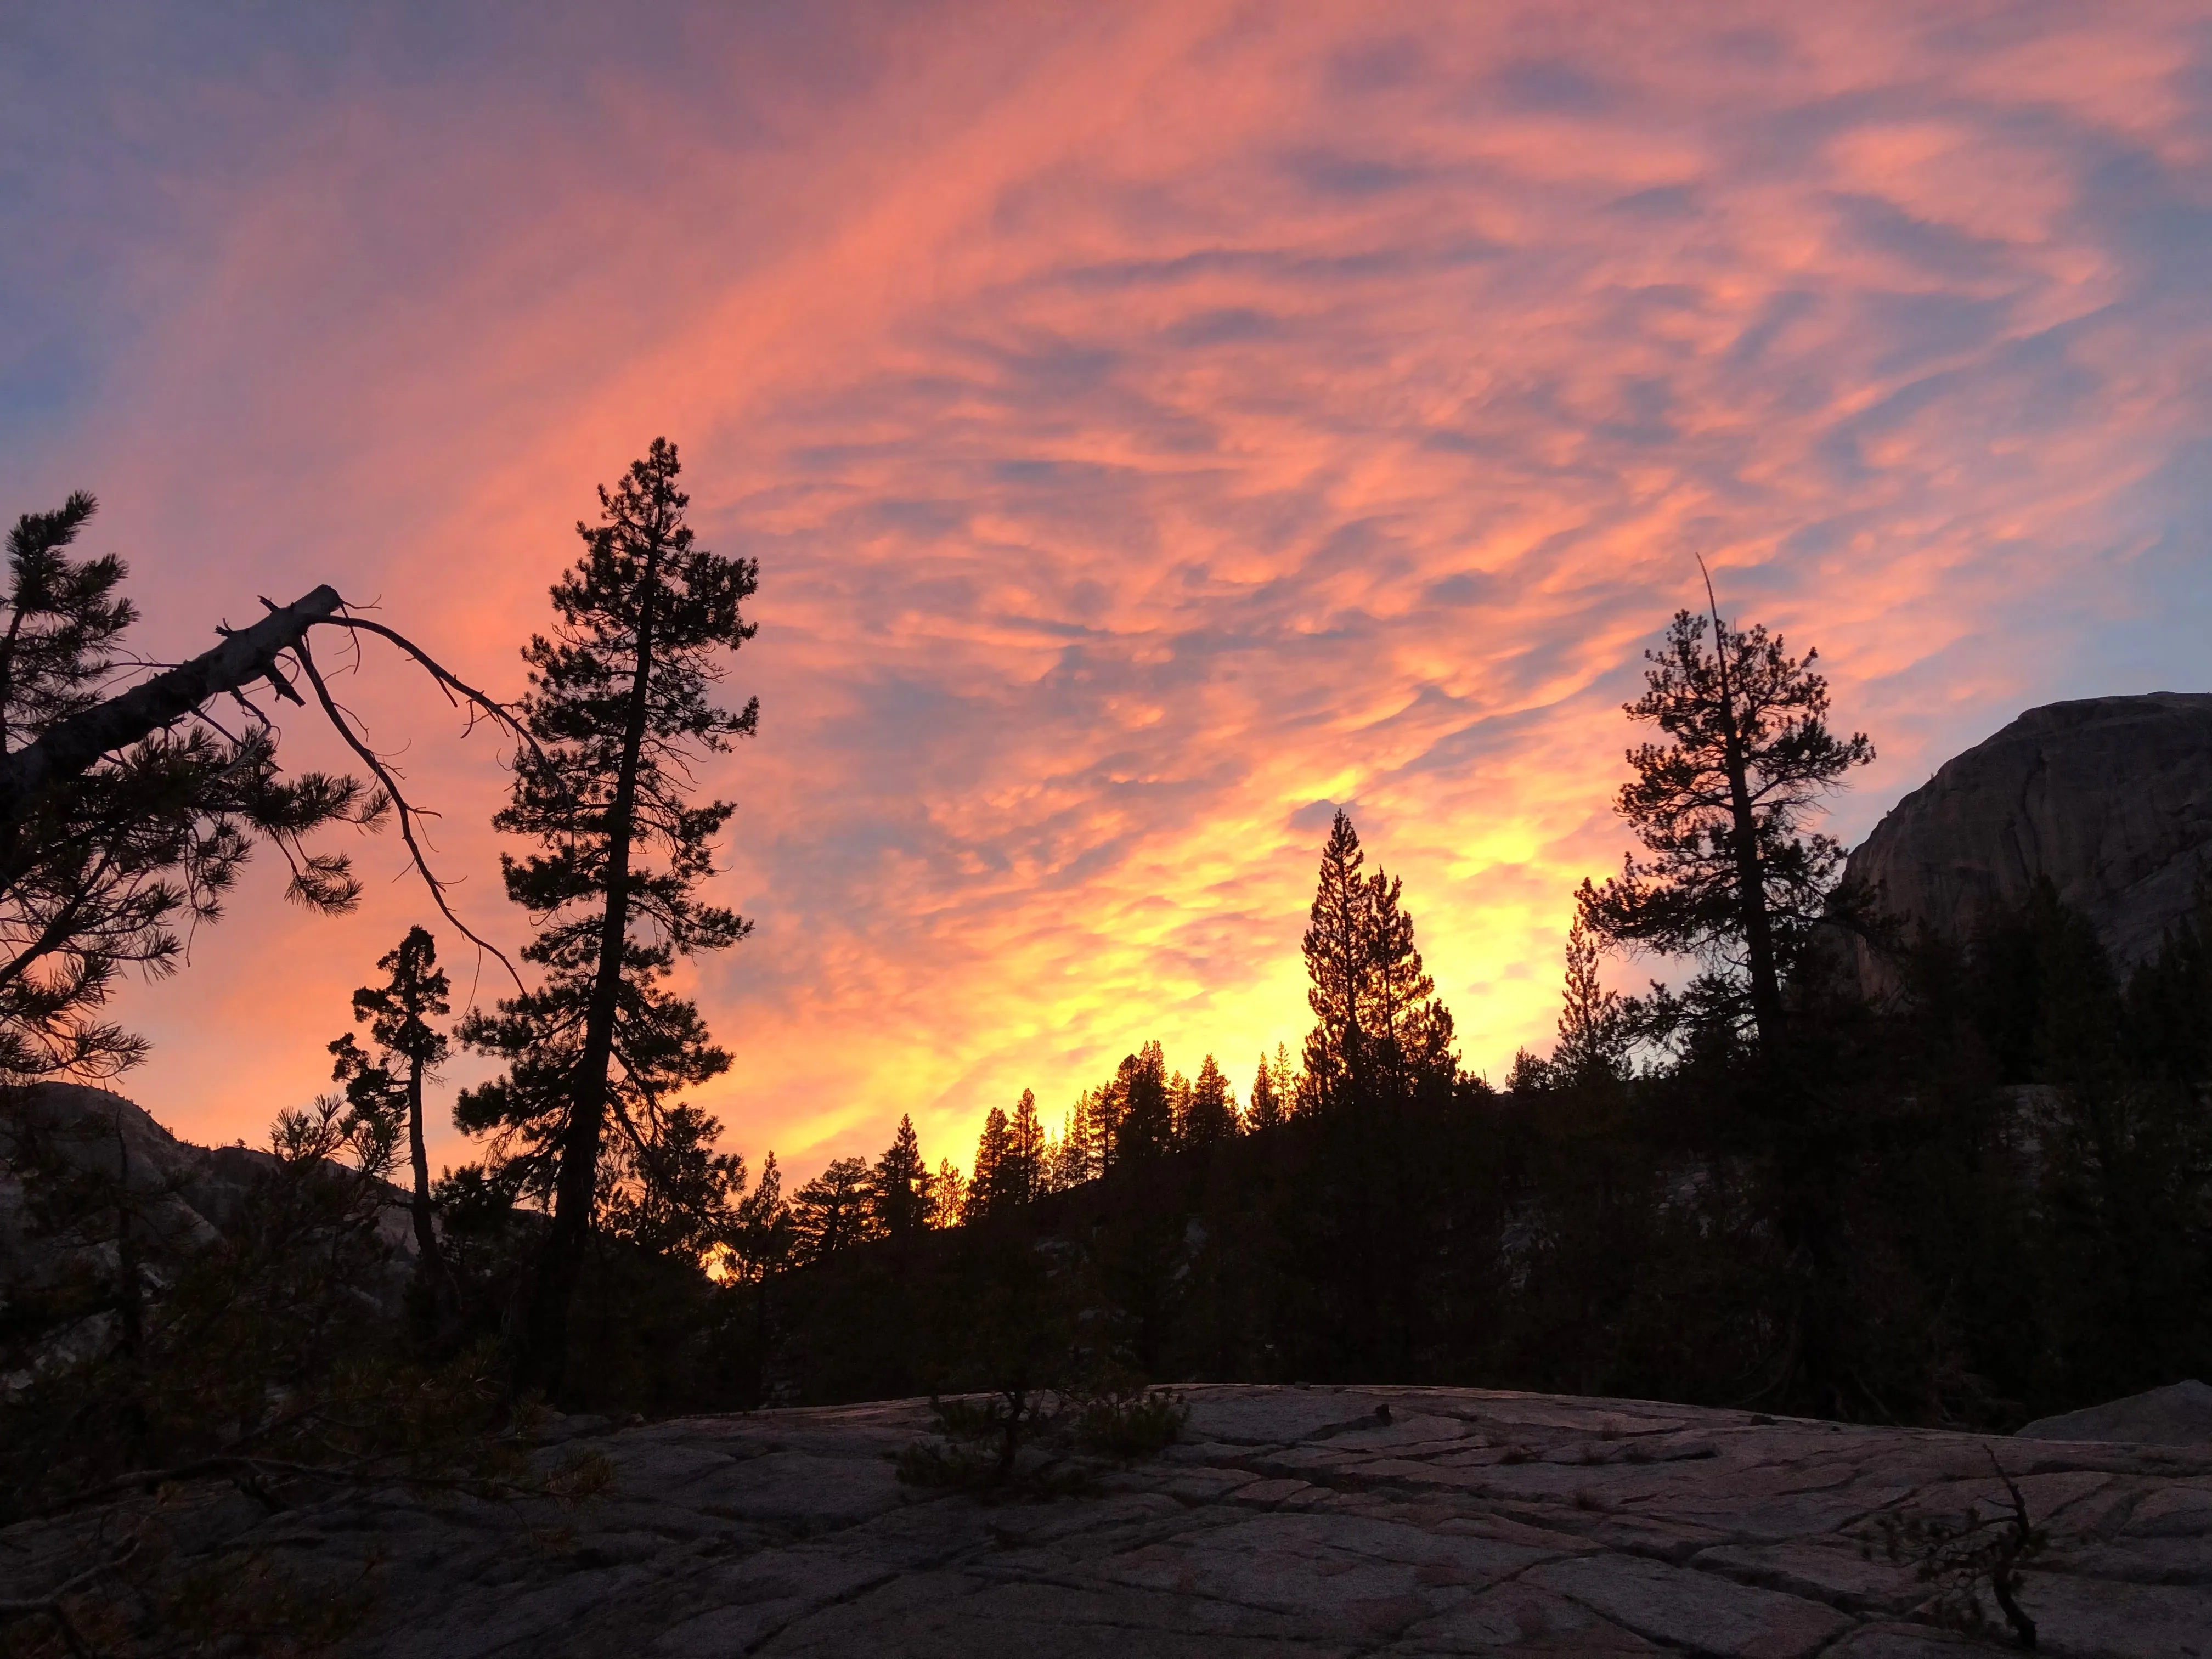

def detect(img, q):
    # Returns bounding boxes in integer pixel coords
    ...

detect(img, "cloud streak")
[4,0,2209,1178]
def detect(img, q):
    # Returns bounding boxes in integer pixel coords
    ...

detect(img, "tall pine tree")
[1074,1083,1117,1178]
[1362,865,1457,1097]
[1110,1040,1173,1164]
[1271,1045,1299,1118]
[963,1090,1047,1221]
[328,926,453,1311]
[1247,1051,1285,1130]
[1005,1088,1046,1205]
[930,1158,968,1227]
[1302,812,1370,1108]
[458,439,759,1391]
[1577,580,1870,1047]
[870,1114,933,1235]
[1551,913,1631,1084]
[963,1107,1011,1223]
[1048,1098,1098,1190]
[1181,1053,1238,1146]
[1301,810,1457,1110]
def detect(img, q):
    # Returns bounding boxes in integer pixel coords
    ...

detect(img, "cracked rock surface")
[86,1386,2212,1655]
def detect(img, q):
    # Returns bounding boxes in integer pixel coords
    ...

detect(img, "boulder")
[2018,1380,2212,1447]
[1835,692,2212,996]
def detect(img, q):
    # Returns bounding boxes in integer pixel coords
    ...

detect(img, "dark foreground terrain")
[12,1384,2208,1657]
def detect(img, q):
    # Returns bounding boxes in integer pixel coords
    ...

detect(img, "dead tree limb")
[323,614,519,737]
[293,634,520,985]
[0,586,343,822]
[0,584,538,986]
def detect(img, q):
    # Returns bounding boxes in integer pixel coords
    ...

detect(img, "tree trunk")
[1320,865,1365,1111]
[406,1054,457,1322]
[1709,617,1782,1047]
[1723,732,1782,1045]
[517,552,664,1393]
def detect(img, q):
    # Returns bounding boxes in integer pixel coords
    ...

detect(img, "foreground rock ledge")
[37,1385,2212,1656]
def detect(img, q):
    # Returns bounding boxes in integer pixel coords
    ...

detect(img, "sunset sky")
[4,2,2210,1182]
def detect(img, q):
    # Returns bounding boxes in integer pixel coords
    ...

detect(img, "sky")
[4,1,2210,1182]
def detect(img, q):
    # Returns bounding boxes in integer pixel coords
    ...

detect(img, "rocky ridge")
[10,1383,2204,1657]
[1836,692,2212,995]
[0,1084,422,1385]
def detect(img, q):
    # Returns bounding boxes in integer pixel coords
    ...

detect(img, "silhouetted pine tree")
[1111,1041,1174,1164]
[791,1156,876,1262]
[0,494,385,1083]
[1361,864,1458,1099]
[1289,812,1468,1380]
[728,1150,791,1281]
[1005,1088,1046,1205]
[456,438,759,1391]
[1300,810,1456,1110]
[962,1092,1048,1220]
[1551,913,1632,1085]
[725,1149,791,1404]
[599,1104,749,1261]
[327,924,455,1314]
[871,1114,932,1236]
[1247,1052,1285,1130]
[1576,579,1870,1048]
[1181,1053,1238,1147]
[1046,1101,1094,1190]
[963,1107,1010,1223]
[1302,812,1370,1109]
[1504,1045,1552,1094]
[930,1158,968,1226]
[1078,1082,1118,1178]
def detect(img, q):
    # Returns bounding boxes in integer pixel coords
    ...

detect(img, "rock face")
[2019,1380,2212,1448]
[0,1083,422,1375]
[0,1085,272,1257]
[1837,692,2212,995]
[13,1384,2205,1657]
[1,1085,251,1321]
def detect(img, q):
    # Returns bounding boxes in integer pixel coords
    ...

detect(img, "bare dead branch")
[0,586,345,823]
[323,612,533,751]
[294,636,523,990]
